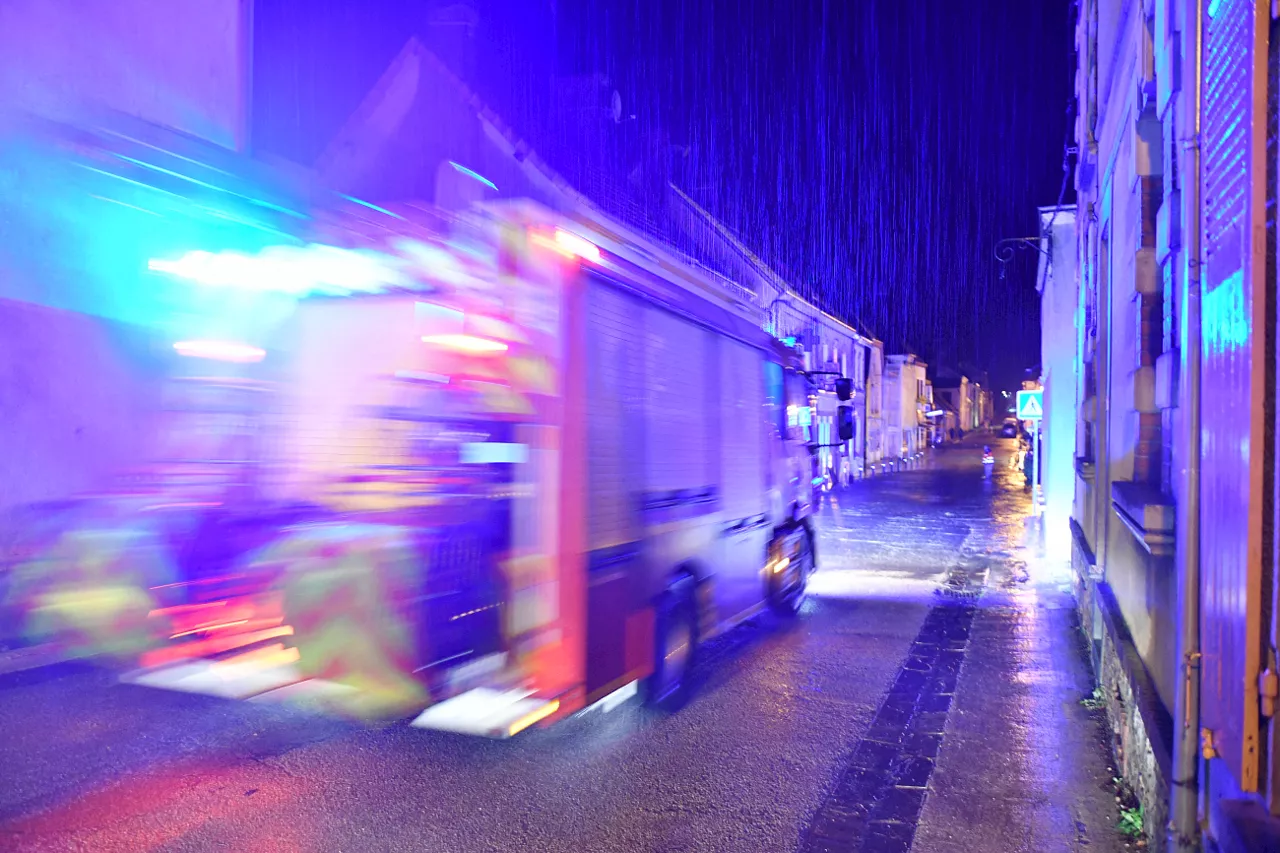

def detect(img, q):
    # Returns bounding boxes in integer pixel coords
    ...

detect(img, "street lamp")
[993,236,1053,281]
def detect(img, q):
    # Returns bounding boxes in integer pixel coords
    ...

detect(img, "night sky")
[255,0,1076,390]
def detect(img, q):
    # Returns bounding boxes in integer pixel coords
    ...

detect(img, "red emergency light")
[529,228,601,262]
[173,340,266,363]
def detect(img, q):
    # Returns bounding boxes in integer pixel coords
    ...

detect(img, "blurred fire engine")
[9,180,849,734]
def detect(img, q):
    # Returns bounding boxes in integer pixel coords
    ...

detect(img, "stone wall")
[1072,520,1172,852]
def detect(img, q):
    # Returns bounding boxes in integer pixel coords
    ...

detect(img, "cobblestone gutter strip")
[798,551,989,853]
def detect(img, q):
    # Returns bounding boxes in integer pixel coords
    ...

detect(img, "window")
[786,370,812,443]
[1081,224,1108,465]
[764,359,785,436]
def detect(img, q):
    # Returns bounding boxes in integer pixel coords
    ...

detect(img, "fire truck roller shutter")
[638,299,719,691]
[639,303,717,587]
[715,336,771,621]
[583,275,648,697]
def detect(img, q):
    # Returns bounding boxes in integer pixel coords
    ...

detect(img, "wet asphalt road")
[0,437,1124,853]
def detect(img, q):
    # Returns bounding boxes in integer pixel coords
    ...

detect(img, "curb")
[0,643,79,678]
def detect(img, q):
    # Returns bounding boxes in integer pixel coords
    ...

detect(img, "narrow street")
[0,437,1123,853]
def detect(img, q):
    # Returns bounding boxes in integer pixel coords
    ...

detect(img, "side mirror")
[837,406,855,442]
[835,378,853,402]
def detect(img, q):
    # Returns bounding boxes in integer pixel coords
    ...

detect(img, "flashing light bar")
[554,229,601,261]
[173,340,266,363]
[421,334,509,354]
[149,244,405,296]
[532,228,602,262]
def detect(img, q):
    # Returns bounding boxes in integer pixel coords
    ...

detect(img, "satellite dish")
[611,90,623,123]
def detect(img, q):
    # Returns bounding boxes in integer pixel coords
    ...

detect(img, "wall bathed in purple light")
[0,0,250,150]
[0,300,164,539]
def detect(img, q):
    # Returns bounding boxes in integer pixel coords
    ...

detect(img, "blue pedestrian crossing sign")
[1016,389,1044,420]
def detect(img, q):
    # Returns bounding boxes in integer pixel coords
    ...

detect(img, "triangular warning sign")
[1018,394,1042,418]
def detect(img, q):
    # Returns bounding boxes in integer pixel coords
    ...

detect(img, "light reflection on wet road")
[0,436,1122,853]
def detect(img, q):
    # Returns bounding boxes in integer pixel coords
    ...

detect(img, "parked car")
[1000,420,1019,438]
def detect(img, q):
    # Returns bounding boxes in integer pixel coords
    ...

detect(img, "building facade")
[660,184,881,481]
[930,365,992,437]
[1069,2,1279,851]
[864,340,886,468]
[0,0,252,153]
[884,354,929,459]
[768,299,878,482]
[1037,205,1079,560]
[0,0,274,647]
[931,371,974,439]
[978,385,994,427]
[964,380,985,430]
[922,379,939,445]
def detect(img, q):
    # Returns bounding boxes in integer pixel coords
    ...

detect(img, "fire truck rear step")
[410,687,560,738]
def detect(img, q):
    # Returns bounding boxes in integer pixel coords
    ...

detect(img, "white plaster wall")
[0,299,163,527]
[0,1,252,546]
[1040,213,1079,560]
[0,0,249,149]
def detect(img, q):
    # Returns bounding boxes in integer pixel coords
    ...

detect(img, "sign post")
[1016,390,1044,514]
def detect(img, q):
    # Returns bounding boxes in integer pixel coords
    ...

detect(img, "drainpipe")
[1168,0,1203,849]
[1099,218,1112,574]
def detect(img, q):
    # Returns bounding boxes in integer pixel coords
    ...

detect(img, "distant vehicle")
[1000,420,1019,438]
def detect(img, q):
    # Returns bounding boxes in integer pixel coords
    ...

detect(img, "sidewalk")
[806,439,1130,852]
[911,499,1129,852]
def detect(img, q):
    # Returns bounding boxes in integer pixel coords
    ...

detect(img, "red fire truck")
[13,194,843,736]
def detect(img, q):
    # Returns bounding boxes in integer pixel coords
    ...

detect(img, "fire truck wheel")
[645,574,698,708]
[769,524,814,618]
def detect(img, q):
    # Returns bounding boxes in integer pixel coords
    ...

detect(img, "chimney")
[424,2,479,82]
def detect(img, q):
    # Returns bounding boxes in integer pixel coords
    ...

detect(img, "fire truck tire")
[768,524,815,618]
[644,574,698,708]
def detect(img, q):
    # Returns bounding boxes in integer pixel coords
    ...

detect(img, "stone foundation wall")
[1072,519,1173,852]
[1096,596,1172,853]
